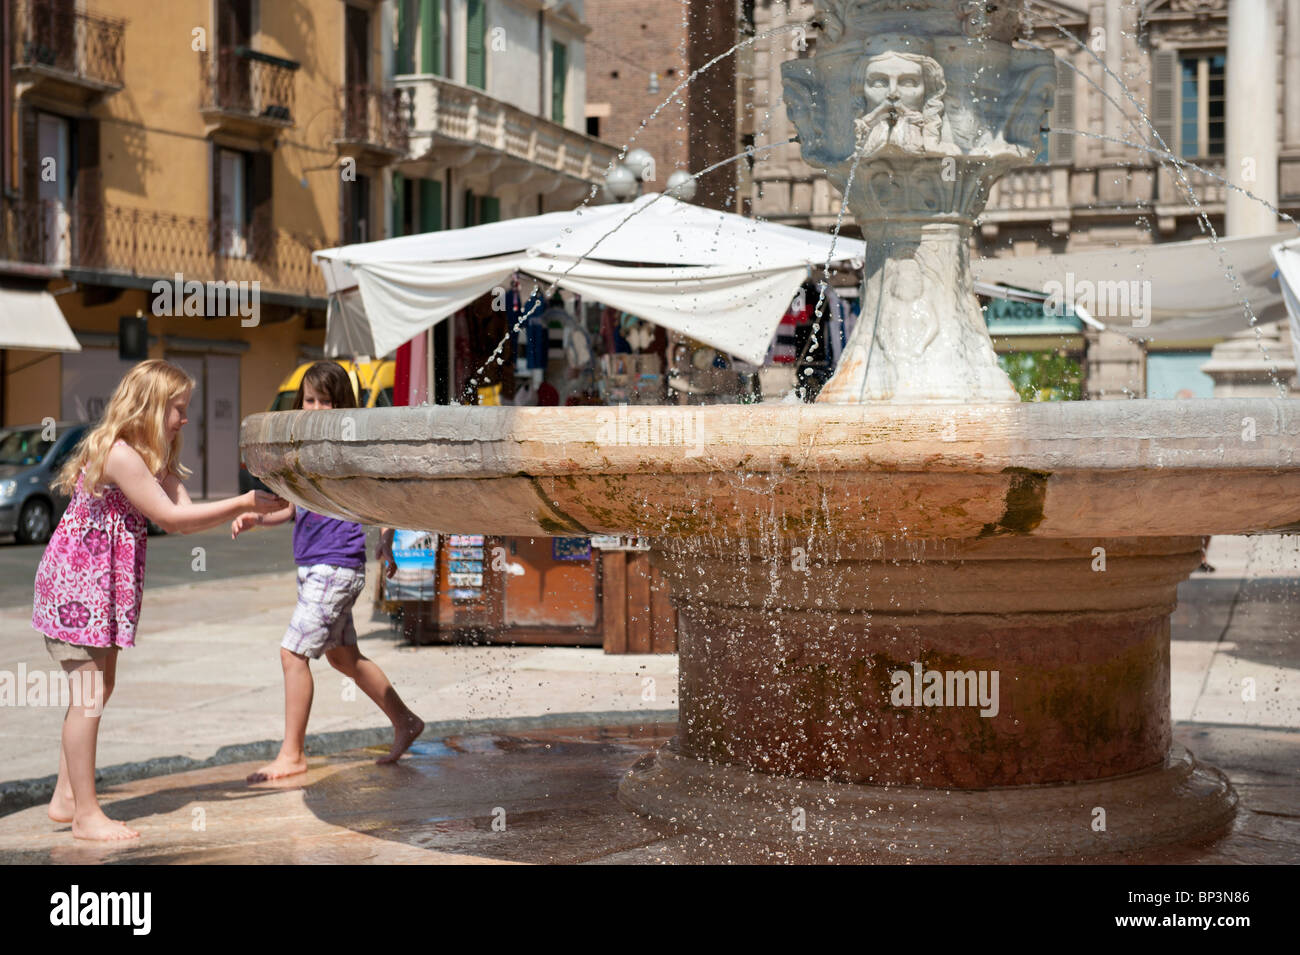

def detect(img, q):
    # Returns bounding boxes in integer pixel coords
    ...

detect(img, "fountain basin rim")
[240,398,1300,481]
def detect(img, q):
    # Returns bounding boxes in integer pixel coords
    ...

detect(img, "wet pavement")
[0,720,1295,864]
[0,534,1295,863]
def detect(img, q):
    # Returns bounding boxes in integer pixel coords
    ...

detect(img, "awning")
[973,232,1286,343]
[315,192,867,366]
[1268,238,1300,372]
[0,285,81,351]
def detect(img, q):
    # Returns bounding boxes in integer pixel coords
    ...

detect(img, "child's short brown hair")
[293,361,359,410]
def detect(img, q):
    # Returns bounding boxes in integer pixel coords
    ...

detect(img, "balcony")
[334,85,410,165]
[982,158,1231,237]
[200,47,298,140]
[394,75,620,200]
[11,0,125,104]
[0,197,326,305]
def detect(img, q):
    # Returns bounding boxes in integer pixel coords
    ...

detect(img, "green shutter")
[479,195,499,223]
[1049,59,1074,164]
[419,179,442,232]
[397,0,412,73]
[551,42,567,124]
[466,0,486,89]
[420,0,441,75]
[1151,49,1178,157]
[463,188,476,226]
[392,171,406,236]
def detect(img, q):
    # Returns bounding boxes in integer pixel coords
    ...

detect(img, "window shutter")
[74,118,103,265]
[466,0,485,89]
[421,0,442,75]
[1050,58,1074,164]
[480,195,499,223]
[1151,49,1178,158]
[209,141,221,252]
[397,0,412,74]
[20,108,39,259]
[419,178,442,231]
[463,187,476,226]
[552,42,567,124]
[392,170,406,237]
[248,150,272,259]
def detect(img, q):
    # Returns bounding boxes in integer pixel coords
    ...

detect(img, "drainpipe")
[538,9,545,116]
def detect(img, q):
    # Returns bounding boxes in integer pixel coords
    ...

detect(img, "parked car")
[0,422,89,544]
[239,358,396,494]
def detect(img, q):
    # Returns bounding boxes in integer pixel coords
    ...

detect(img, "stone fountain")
[241,0,1300,861]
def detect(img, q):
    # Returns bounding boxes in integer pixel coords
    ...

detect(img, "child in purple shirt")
[231,361,422,782]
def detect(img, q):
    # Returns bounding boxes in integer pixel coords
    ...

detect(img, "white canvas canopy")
[1268,237,1300,371]
[314,192,867,366]
[973,232,1288,342]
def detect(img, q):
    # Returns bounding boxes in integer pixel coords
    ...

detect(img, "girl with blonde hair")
[32,358,285,841]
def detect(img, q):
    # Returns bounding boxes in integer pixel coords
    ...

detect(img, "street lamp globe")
[666,169,697,202]
[604,163,638,202]
[624,148,656,184]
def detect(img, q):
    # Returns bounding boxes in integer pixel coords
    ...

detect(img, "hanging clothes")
[523,290,549,370]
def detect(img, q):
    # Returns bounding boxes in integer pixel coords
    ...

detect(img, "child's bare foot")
[48,789,75,824]
[246,754,308,783]
[377,715,425,765]
[72,811,139,841]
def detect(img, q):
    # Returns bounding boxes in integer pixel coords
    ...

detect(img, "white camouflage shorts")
[281,564,367,659]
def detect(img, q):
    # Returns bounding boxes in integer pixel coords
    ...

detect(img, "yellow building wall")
[89,0,354,240]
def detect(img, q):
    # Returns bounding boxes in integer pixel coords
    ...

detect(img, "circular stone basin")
[241,398,1299,860]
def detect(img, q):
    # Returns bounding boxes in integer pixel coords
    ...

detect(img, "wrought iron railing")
[14,0,125,89]
[338,85,410,155]
[0,197,326,300]
[200,47,297,125]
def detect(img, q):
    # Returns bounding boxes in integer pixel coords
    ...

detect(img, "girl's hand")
[375,540,397,578]
[231,512,261,539]
[247,489,288,513]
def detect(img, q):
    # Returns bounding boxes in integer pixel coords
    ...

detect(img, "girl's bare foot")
[72,811,139,841]
[48,789,75,824]
[246,754,308,783]
[377,715,425,765]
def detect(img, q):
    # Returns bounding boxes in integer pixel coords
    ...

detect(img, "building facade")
[739,0,1300,398]
[1,0,614,494]
[584,0,737,211]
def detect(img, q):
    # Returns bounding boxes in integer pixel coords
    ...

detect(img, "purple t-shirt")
[292,506,366,569]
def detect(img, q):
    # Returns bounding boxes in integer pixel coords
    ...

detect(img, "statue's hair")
[855,51,947,144]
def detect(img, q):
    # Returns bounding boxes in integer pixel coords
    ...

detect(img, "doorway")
[166,352,240,498]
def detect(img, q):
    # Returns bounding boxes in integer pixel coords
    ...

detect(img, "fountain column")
[1227,0,1280,235]
[778,1,1054,403]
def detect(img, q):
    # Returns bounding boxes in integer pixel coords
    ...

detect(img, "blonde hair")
[54,359,195,497]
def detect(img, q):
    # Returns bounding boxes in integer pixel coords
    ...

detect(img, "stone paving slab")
[1,533,1295,835]
[0,723,1294,865]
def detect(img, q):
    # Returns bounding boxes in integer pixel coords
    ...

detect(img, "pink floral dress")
[31,441,154,649]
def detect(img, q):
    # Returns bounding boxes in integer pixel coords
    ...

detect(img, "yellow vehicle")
[268,359,396,411]
[239,359,396,493]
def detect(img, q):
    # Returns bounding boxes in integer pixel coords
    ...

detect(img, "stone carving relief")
[853,51,957,157]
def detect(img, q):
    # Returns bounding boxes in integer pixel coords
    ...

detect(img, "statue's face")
[864,54,926,113]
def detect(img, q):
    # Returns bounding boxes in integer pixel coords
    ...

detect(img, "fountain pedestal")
[618,536,1237,860]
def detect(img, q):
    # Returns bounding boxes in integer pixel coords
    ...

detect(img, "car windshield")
[0,428,55,466]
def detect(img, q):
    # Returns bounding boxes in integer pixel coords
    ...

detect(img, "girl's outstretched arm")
[231,503,295,538]
[105,443,285,534]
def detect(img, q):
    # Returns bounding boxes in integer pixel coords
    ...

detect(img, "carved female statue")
[853,51,952,155]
